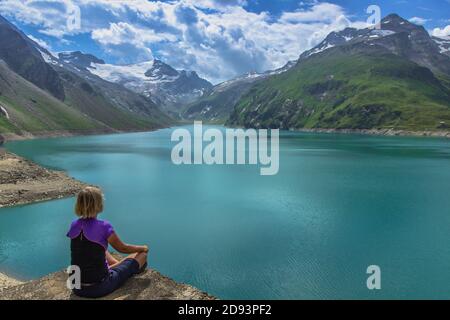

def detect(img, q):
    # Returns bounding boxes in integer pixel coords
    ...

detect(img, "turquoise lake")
[1,125,450,299]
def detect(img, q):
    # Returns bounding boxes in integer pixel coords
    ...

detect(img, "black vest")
[70,232,109,284]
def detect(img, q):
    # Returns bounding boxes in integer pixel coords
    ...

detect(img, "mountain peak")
[299,12,450,75]
[145,59,179,78]
[179,70,200,79]
[59,51,105,69]
[382,13,404,22]
[381,13,423,32]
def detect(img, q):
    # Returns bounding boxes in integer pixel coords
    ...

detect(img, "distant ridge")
[183,60,296,123]
[226,13,450,131]
[83,57,213,116]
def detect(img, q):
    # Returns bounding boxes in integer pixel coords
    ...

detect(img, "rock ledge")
[0,269,215,300]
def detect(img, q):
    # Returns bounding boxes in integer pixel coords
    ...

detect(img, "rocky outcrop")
[0,152,88,207]
[0,273,23,289]
[0,269,215,300]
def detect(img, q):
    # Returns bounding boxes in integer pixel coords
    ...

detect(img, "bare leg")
[109,252,148,269]
[106,251,119,266]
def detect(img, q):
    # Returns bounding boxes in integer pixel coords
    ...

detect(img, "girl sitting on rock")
[67,186,148,298]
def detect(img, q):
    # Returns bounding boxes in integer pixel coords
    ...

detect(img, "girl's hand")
[141,245,149,253]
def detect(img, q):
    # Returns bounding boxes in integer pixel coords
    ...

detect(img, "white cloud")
[39,28,66,38]
[0,0,83,39]
[409,17,429,25]
[432,25,450,37]
[91,21,179,63]
[280,2,345,23]
[0,0,367,83]
[92,22,176,46]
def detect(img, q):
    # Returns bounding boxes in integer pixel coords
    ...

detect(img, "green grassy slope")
[183,80,259,124]
[0,61,173,136]
[227,50,450,131]
[0,61,102,134]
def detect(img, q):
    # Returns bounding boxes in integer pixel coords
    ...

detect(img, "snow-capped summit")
[144,59,179,80]
[57,53,213,110]
[298,13,450,75]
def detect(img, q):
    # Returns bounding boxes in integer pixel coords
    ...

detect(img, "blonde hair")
[75,187,104,218]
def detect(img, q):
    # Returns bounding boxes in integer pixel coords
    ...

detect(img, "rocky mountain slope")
[298,14,450,75]
[433,36,450,57]
[0,16,64,100]
[0,15,172,137]
[0,60,104,136]
[183,61,296,123]
[227,14,450,131]
[80,56,213,115]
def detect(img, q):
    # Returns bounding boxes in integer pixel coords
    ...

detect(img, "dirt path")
[0,151,88,207]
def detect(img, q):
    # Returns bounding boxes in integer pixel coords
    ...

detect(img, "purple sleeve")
[66,219,80,238]
[104,220,115,239]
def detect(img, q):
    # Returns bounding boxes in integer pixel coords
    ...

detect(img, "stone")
[0,269,215,300]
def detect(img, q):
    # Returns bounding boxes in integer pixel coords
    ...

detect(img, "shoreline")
[291,128,450,138]
[0,126,172,206]
[2,125,450,142]
[1,127,165,142]
[0,272,23,290]
[0,151,89,208]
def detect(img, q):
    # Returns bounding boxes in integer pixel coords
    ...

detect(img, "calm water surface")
[1,126,450,299]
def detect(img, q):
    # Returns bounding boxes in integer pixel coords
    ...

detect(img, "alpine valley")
[0,15,174,137]
[0,13,450,137]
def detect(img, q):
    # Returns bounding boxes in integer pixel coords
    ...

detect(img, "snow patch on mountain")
[370,29,396,37]
[305,43,335,57]
[88,61,154,82]
[433,36,450,54]
[85,59,212,108]
[0,105,9,119]
[214,60,296,93]
[300,18,404,59]
[37,49,61,67]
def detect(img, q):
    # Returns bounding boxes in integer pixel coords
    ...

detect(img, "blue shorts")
[73,258,140,299]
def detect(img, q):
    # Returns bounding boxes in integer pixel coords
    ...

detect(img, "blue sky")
[1,0,449,83]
